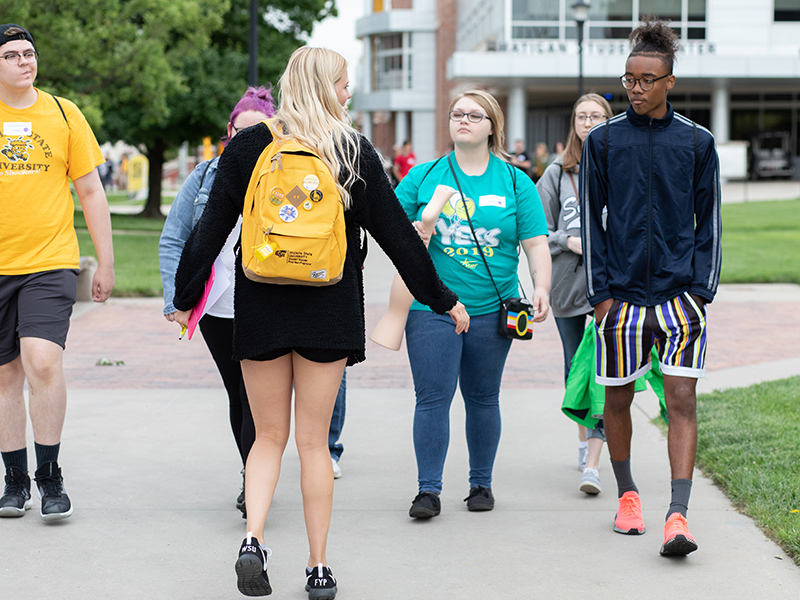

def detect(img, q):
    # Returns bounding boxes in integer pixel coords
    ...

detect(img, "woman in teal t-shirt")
[396,90,551,518]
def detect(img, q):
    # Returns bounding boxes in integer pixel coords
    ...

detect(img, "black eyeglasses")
[2,50,38,64]
[620,73,671,91]
[449,110,491,123]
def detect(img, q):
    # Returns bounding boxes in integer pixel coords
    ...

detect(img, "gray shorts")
[0,269,79,365]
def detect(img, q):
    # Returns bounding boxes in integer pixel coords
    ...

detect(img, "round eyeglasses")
[449,110,491,123]
[620,73,671,91]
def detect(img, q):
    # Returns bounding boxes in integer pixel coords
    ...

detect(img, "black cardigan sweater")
[173,123,458,366]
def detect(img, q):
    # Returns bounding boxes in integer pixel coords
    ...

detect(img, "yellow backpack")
[241,121,346,286]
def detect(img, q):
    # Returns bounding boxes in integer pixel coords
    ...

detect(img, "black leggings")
[198,315,255,464]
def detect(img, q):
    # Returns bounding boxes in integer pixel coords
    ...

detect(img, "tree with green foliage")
[1,0,336,218]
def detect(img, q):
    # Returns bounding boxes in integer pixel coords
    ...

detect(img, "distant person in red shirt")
[392,140,416,182]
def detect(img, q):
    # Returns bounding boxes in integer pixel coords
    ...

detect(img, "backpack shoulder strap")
[198,160,214,191]
[506,161,517,193]
[51,94,68,125]
[693,121,699,187]
[603,120,610,176]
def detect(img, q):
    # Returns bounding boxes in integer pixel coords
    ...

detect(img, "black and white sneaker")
[0,466,33,517]
[34,461,72,521]
[305,563,337,600]
[409,491,441,519]
[235,533,272,596]
[464,486,495,511]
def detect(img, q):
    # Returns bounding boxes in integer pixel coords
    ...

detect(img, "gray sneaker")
[579,468,602,495]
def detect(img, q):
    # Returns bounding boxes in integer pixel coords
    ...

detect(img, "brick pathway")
[64,293,800,390]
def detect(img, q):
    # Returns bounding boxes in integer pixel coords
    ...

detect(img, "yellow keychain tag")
[254,241,277,261]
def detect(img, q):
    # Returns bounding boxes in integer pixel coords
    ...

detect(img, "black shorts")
[0,269,79,365]
[249,347,351,363]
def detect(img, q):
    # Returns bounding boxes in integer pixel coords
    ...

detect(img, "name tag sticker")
[3,122,32,136]
[479,195,506,208]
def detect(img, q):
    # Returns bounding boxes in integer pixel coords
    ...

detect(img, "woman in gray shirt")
[536,93,613,495]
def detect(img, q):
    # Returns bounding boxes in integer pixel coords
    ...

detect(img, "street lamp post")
[572,0,590,97]
[248,0,258,86]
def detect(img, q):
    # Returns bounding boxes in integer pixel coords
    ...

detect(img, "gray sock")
[667,479,693,519]
[611,457,638,498]
[1,448,28,473]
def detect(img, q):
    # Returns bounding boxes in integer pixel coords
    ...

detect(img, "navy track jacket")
[579,103,722,308]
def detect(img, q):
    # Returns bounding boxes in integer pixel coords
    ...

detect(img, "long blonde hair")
[561,93,613,172]
[448,90,511,161]
[271,47,360,208]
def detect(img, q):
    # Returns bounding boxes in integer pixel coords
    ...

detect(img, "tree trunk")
[140,137,166,219]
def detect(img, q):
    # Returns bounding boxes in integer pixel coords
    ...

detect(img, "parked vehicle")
[751,131,794,179]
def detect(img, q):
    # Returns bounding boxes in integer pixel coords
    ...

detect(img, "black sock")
[1,448,28,473]
[667,479,693,519]
[611,457,638,498]
[34,442,60,469]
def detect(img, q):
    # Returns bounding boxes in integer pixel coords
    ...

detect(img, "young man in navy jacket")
[579,17,721,556]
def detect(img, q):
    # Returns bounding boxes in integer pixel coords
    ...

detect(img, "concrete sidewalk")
[1,246,799,598]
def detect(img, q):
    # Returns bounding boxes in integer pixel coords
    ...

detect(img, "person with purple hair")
[159,87,274,517]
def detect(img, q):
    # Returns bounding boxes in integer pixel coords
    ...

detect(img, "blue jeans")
[554,315,590,383]
[328,371,346,461]
[405,310,513,494]
[556,314,604,437]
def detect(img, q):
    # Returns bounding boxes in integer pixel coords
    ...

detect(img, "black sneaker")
[464,486,495,512]
[409,491,441,519]
[305,563,337,600]
[34,461,72,521]
[0,466,33,518]
[235,533,272,596]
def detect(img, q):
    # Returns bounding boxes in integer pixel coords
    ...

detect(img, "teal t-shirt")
[396,152,548,315]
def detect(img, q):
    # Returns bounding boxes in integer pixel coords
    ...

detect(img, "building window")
[372,32,413,91]
[775,0,800,22]
[509,0,707,41]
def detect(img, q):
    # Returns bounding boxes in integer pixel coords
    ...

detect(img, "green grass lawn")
[695,377,800,564]
[76,231,162,297]
[74,211,164,297]
[721,200,800,284]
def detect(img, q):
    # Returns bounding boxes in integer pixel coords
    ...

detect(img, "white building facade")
[355,0,800,173]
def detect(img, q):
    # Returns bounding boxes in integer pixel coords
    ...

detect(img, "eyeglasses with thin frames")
[620,73,671,91]
[575,113,607,124]
[2,50,39,65]
[449,110,491,124]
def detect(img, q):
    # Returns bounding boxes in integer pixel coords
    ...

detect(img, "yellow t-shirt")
[0,89,104,275]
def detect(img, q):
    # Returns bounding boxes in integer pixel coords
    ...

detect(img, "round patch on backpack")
[309,189,323,202]
[303,200,313,211]
[303,174,320,191]
[279,205,298,223]
[270,186,285,205]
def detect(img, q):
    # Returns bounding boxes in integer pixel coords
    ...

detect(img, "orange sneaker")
[660,512,698,555]
[613,491,645,535]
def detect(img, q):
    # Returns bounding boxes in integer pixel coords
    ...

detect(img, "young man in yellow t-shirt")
[0,24,114,521]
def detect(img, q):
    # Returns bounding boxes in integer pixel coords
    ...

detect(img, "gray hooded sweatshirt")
[536,159,592,318]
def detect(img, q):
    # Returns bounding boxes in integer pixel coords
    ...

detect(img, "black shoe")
[305,564,337,600]
[464,486,495,512]
[0,466,33,518]
[235,534,272,596]
[34,461,72,521]
[409,491,441,519]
